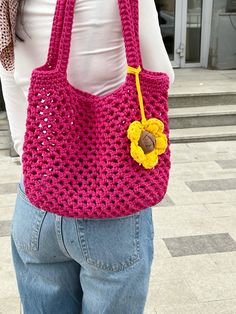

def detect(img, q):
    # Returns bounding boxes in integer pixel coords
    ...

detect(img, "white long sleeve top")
[0,0,175,162]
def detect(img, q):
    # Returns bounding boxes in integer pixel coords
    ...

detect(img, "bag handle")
[128,0,143,67]
[45,0,142,74]
[45,0,68,70]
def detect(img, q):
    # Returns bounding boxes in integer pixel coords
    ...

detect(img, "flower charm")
[127,118,168,169]
[126,65,168,169]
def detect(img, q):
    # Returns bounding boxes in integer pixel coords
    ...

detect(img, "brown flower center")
[138,130,156,154]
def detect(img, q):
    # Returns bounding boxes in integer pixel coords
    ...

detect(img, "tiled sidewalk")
[1,141,236,314]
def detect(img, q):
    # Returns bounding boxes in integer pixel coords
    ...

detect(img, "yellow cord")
[127,65,146,124]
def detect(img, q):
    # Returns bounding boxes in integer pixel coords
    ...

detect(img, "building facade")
[156,0,236,69]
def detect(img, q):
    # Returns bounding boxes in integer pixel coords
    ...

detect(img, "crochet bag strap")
[128,0,143,68]
[45,0,142,73]
[45,0,68,70]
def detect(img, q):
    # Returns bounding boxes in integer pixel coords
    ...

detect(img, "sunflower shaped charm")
[127,118,167,169]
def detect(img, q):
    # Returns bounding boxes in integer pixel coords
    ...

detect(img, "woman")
[0,0,174,313]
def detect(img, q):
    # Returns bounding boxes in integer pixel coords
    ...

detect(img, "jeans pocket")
[75,212,141,272]
[11,183,47,252]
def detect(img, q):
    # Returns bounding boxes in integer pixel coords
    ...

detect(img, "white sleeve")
[139,0,175,85]
[0,63,26,159]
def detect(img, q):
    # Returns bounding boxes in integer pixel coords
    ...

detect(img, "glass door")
[154,0,182,67]
[154,0,212,68]
[185,0,203,64]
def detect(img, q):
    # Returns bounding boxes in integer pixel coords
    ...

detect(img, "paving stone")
[170,144,197,163]
[169,166,236,182]
[0,205,14,221]
[184,272,236,302]
[170,160,222,177]
[0,270,19,299]
[211,217,236,238]
[152,238,172,259]
[185,178,236,192]
[205,202,236,218]
[150,254,218,282]
[0,194,17,209]
[150,299,236,314]
[0,237,14,272]
[209,251,236,273]
[156,217,225,239]
[187,141,236,152]
[194,151,236,162]
[0,220,11,237]
[156,194,175,207]
[167,178,192,195]
[225,190,236,203]
[152,204,212,223]
[147,277,198,306]
[215,159,236,169]
[0,297,20,314]
[199,299,236,314]
[0,235,22,311]
[163,233,236,257]
[0,183,17,195]
[0,168,21,184]
[167,189,232,206]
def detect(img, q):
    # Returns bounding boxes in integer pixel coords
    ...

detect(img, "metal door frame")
[172,0,213,68]
[171,0,183,67]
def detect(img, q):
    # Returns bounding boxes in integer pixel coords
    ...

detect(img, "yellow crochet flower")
[126,65,168,169]
[127,118,167,169]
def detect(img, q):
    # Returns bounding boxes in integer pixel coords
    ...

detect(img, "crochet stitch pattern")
[22,0,171,218]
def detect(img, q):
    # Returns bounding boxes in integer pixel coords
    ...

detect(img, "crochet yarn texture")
[22,0,171,218]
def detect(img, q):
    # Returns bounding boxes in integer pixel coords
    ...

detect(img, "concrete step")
[169,104,236,129]
[168,92,236,108]
[0,121,8,131]
[0,130,11,138]
[0,141,11,150]
[0,130,11,150]
[0,111,8,130]
[169,68,236,108]
[0,111,12,151]
[170,125,236,143]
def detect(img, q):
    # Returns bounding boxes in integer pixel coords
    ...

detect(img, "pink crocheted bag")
[22,0,171,218]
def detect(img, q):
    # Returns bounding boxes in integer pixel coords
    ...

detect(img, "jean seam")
[30,211,47,251]
[55,216,71,258]
[75,219,90,261]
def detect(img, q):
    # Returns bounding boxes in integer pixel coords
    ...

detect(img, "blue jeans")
[11,177,154,314]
